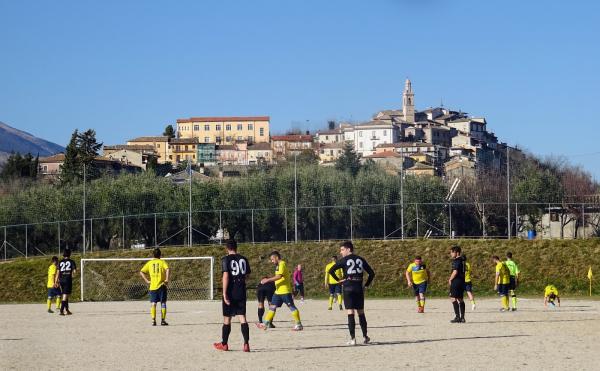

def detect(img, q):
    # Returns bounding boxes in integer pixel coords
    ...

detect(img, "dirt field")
[1,298,599,370]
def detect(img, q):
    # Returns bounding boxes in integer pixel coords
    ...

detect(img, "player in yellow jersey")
[325,256,343,310]
[544,285,561,308]
[463,255,476,311]
[46,256,61,313]
[140,248,170,326]
[492,256,510,312]
[258,251,303,331]
[505,252,520,311]
[405,256,430,313]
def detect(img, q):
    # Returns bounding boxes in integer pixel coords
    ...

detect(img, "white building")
[352,120,400,157]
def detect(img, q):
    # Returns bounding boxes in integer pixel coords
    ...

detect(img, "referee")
[448,245,466,323]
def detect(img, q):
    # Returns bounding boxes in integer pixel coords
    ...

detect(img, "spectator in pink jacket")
[293,264,305,302]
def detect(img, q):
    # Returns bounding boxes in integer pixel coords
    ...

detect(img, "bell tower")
[403,79,415,124]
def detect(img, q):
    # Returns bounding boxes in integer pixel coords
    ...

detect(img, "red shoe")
[243,343,250,352]
[213,342,229,351]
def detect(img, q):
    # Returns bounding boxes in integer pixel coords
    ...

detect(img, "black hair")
[491,255,500,261]
[63,249,71,258]
[225,239,237,251]
[340,240,354,252]
[506,252,513,259]
[270,251,281,259]
[331,255,337,260]
[415,256,422,260]
[450,245,461,254]
[51,256,58,263]
[153,248,161,258]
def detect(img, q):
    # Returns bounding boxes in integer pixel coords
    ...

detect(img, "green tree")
[0,152,39,179]
[59,129,103,184]
[163,125,175,139]
[335,143,361,176]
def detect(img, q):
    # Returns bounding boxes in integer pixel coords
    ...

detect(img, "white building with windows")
[352,120,400,157]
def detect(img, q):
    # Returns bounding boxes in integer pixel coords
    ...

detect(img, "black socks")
[347,314,356,339]
[241,323,250,344]
[452,301,460,317]
[358,314,368,337]
[258,307,265,323]
[222,324,231,345]
[459,301,465,319]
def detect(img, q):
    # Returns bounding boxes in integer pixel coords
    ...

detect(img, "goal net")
[80,257,214,301]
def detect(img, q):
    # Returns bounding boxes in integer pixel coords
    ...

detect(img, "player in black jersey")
[214,240,252,352]
[448,245,466,323]
[57,249,77,316]
[328,241,375,345]
[256,278,276,328]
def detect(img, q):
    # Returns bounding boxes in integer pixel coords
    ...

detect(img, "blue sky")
[1,0,599,179]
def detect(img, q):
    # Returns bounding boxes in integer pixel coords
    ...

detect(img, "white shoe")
[346,338,356,346]
[472,304,476,311]
[292,324,303,331]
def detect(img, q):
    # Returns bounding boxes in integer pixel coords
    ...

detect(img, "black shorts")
[464,282,473,292]
[59,280,72,295]
[223,298,246,317]
[497,283,509,296]
[328,284,342,295]
[449,281,465,299]
[256,287,275,303]
[343,289,365,310]
[47,287,62,298]
[294,283,305,295]
[149,285,168,303]
[509,276,517,291]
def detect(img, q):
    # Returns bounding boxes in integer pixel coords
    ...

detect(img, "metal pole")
[189,164,192,247]
[294,153,298,243]
[90,218,93,253]
[80,259,84,302]
[25,224,28,259]
[83,164,86,255]
[209,257,214,300]
[581,203,586,239]
[251,209,255,244]
[219,210,223,245]
[284,207,288,243]
[416,203,419,238]
[515,203,518,238]
[349,206,353,241]
[122,215,125,251]
[3,226,6,261]
[507,146,511,240]
[317,206,321,242]
[482,203,486,238]
[383,204,386,240]
[400,163,404,240]
[57,222,61,256]
[449,203,453,239]
[547,203,551,239]
[154,213,157,247]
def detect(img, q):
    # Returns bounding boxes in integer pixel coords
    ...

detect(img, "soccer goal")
[80,257,214,301]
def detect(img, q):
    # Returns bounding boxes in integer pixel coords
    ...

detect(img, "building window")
[194,125,199,131]
[204,137,210,143]
[259,128,264,136]
[248,136,254,142]
[237,136,243,141]
[237,124,243,130]
[216,136,222,143]
[383,130,387,136]
[156,143,160,148]
[550,212,559,222]
[216,125,221,131]
[359,142,363,148]
[169,155,173,160]
[359,131,363,137]
[226,136,232,142]
[248,124,253,130]
[325,135,329,140]
[226,124,231,131]
[204,124,209,131]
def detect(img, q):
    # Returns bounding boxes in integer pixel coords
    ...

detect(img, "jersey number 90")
[346,258,363,274]
[230,259,247,276]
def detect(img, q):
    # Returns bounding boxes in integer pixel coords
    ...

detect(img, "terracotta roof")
[39,153,66,163]
[170,137,199,144]
[271,135,313,142]
[248,143,271,151]
[364,152,402,159]
[176,116,270,123]
[376,142,436,148]
[407,162,434,170]
[128,136,169,142]
[104,145,155,151]
[320,142,345,149]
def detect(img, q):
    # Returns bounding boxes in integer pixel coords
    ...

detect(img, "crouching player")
[140,248,170,326]
[544,285,561,308]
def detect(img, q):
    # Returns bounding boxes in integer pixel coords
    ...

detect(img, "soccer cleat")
[328,307,332,310]
[339,304,343,310]
[472,304,476,311]
[500,308,507,312]
[292,324,303,331]
[450,317,461,323]
[256,323,268,331]
[65,310,73,315]
[268,322,276,329]
[59,312,65,316]
[460,318,466,323]
[152,320,157,326]
[47,309,54,314]
[243,343,250,352]
[346,338,356,346]
[417,306,424,313]
[213,342,229,351]
[511,308,517,312]
[363,336,371,344]
[161,320,169,326]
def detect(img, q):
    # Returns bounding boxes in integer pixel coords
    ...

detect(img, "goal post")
[80,257,214,302]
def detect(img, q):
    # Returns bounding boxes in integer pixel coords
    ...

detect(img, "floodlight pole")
[400,160,404,240]
[294,152,298,243]
[507,146,511,240]
[83,164,86,255]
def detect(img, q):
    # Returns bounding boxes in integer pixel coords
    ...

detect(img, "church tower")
[403,79,415,123]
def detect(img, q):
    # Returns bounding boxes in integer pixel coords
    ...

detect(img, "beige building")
[38,153,65,178]
[126,136,170,163]
[362,151,405,172]
[169,137,199,164]
[176,116,270,145]
[103,145,158,170]
[247,142,273,165]
[319,142,344,163]
[405,162,436,177]
[271,135,314,158]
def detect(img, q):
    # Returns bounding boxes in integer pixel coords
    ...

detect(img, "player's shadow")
[469,318,597,324]
[302,323,422,331]
[252,334,530,352]
[0,338,23,341]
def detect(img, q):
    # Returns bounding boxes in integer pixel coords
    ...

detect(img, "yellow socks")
[337,294,342,305]
[55,297,61,308]
[264,310,275,323]
[161,307,167,320]
[502,296,509,309]
[151,306,156,320]
[328,296,334,309]
[47,299,52,310]
[512,296,517,309]
[420,300,425,308]
[291,309,301,324]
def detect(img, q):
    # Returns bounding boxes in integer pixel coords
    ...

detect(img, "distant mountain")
[0,121,65,167]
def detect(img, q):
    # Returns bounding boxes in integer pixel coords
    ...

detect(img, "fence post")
[349,206,353,241]
[154,213,157,247]
[122,215,125,251]
[449,203,453,239]
[547,203,551,239]
[25,224,28,259]
[317,206,321,242]
[251,209,255,244]
[383,204,386,240]
[90,218,93,253]
[515,203,518,238]
[283,208,288,243]
[3,226,6,261]
[416,203,419,238]
[219,210,223,245]
[581,203,585,239]
[482,203,486,238]
[57,222,61,256]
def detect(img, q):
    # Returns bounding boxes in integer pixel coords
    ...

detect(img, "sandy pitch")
[1,298,599,370]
